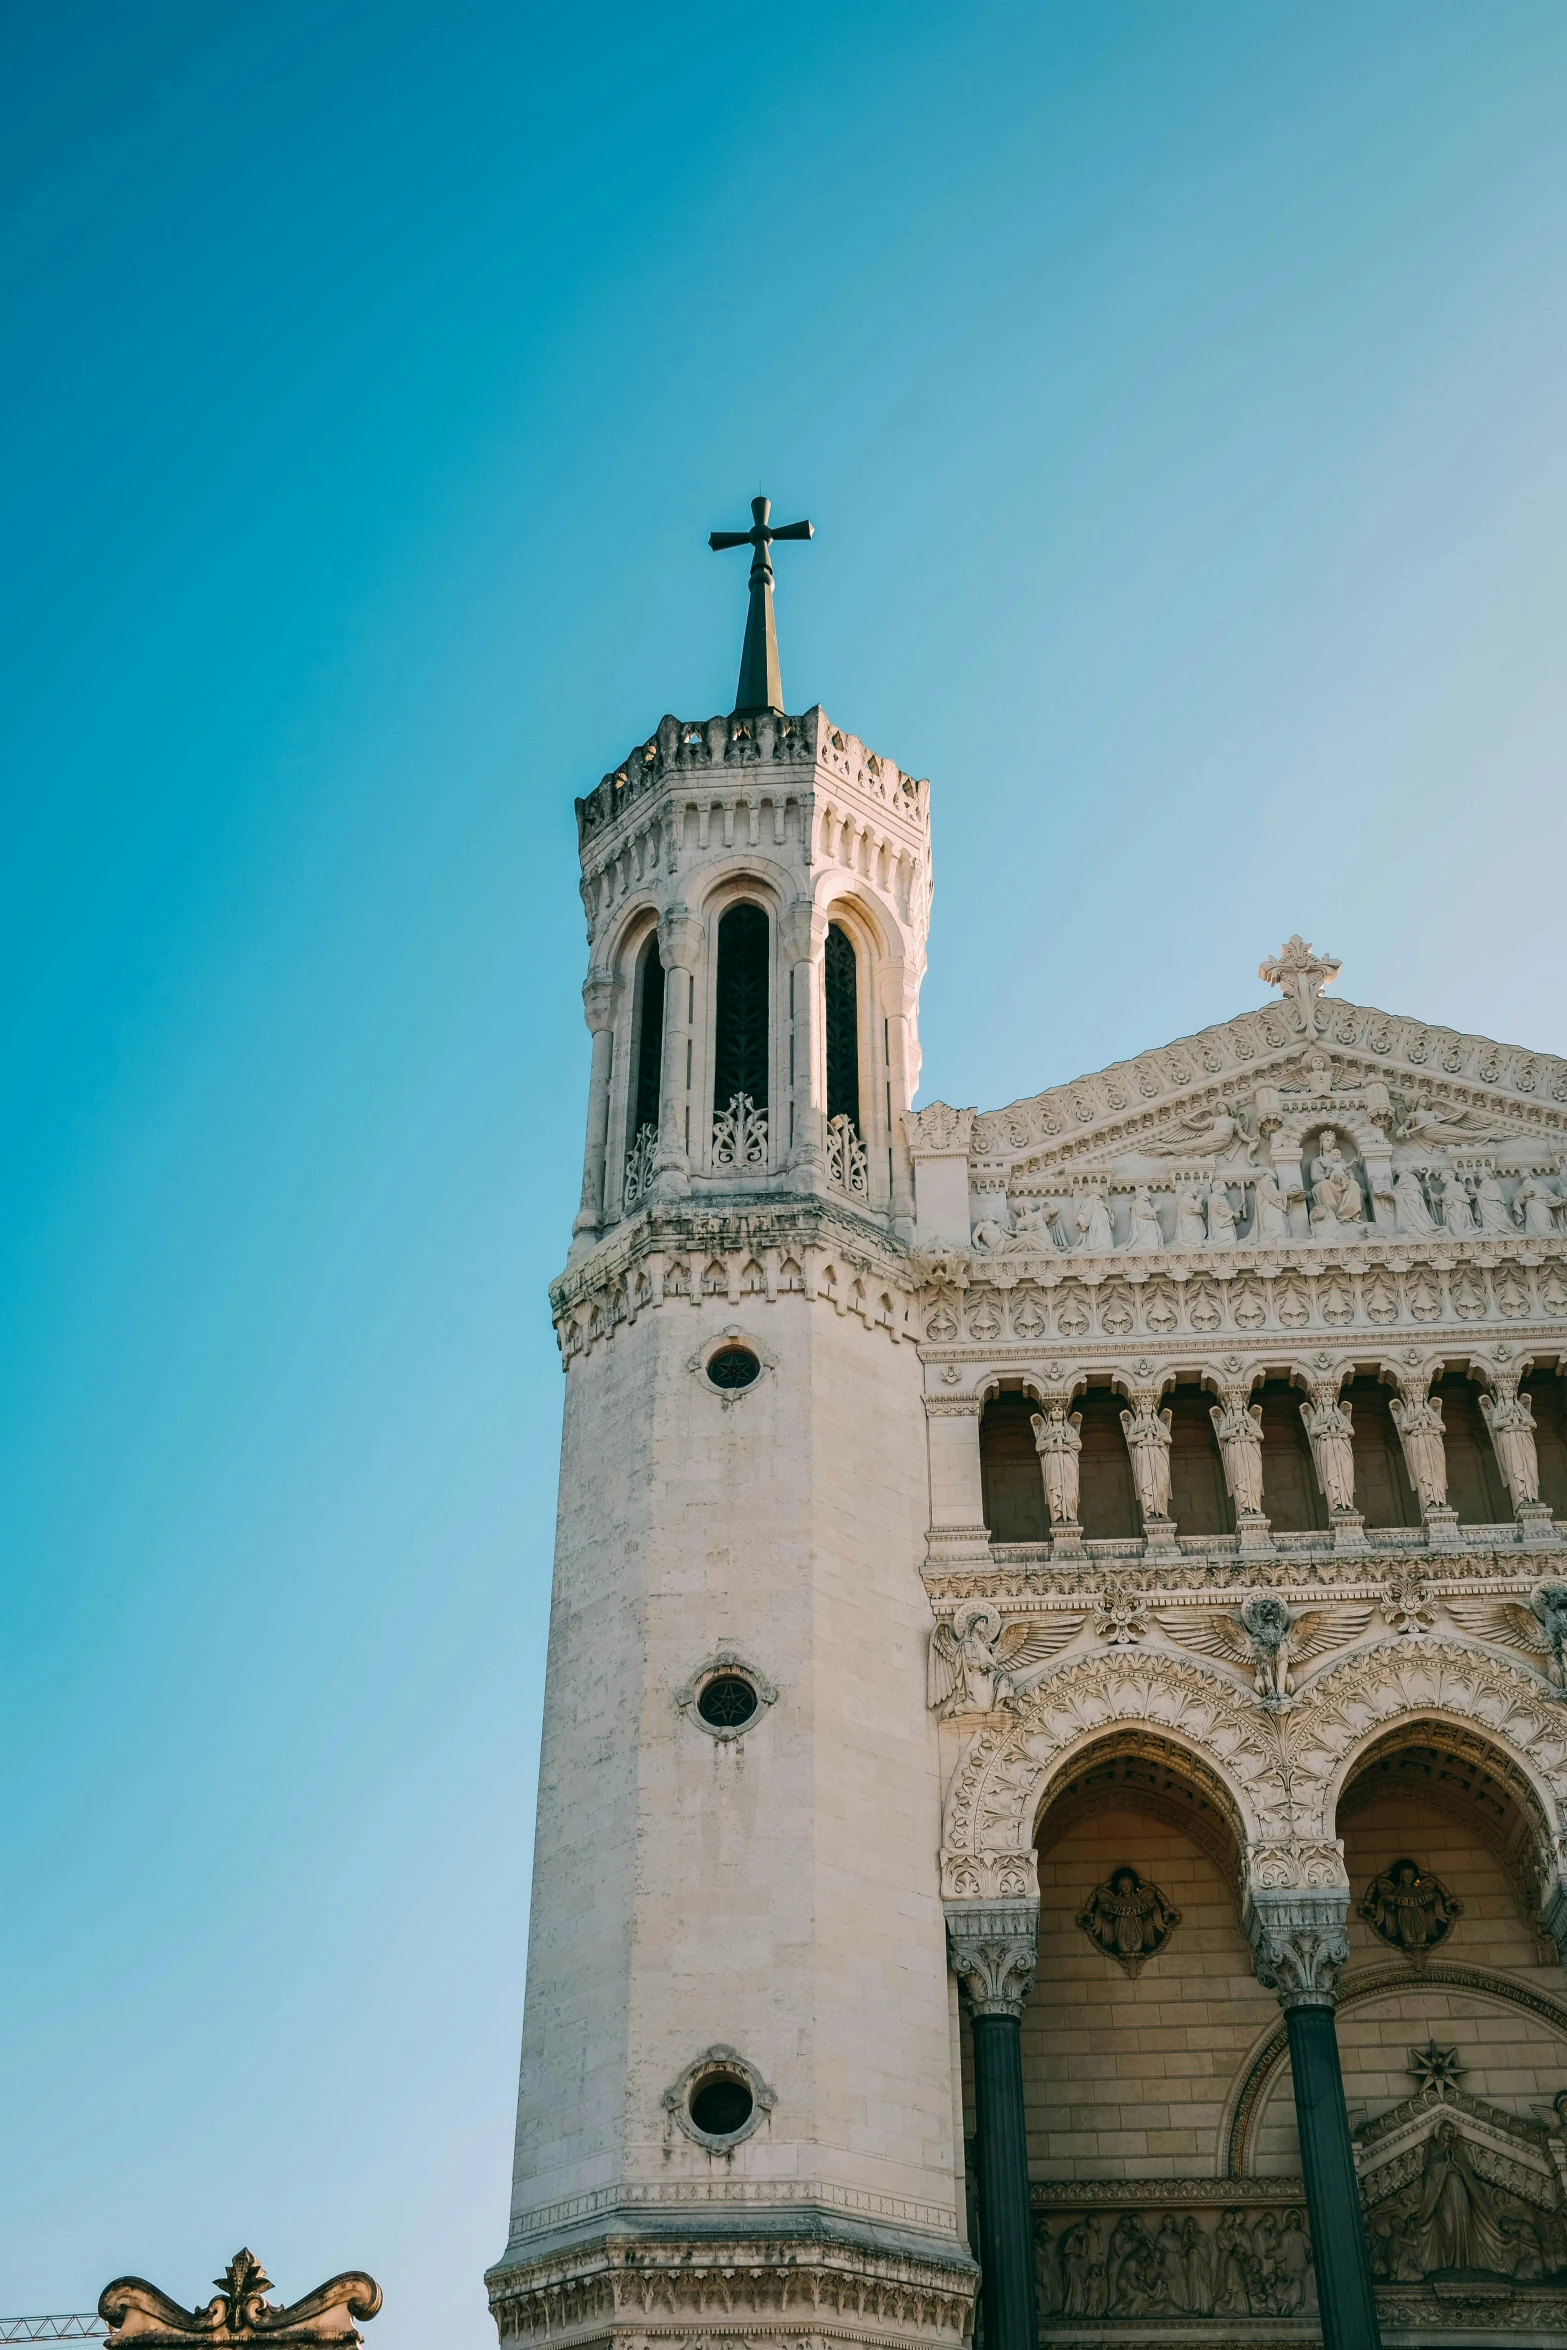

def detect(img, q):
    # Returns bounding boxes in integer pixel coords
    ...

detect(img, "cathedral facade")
[487,653,1567,2350]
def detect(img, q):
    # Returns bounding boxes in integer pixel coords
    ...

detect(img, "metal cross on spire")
[709,494,813,716]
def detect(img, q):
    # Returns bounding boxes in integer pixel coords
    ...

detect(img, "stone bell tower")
[486,502,976,2350]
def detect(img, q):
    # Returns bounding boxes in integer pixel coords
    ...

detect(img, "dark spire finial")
[708,494,813,715]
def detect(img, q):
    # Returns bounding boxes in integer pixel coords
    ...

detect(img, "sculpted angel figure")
[1076,1866,1182,1968]
[1307,1130,1366,1236]
[1399,1097,1516,1148]
[1249,1168,1297,1244]
[1447,1581,1567,1689]
[1205,1183,1240,1245]
[1358,1857,1463,1956]
[1031,1404,1083,1529]
[1160,1591,1373,1701]
[1435,1169,1478,1235]
[1123,1188,1165,1252]
[1074,1190,1116,1253]
[1514,1173,1563,1236]
[1392,1166,1439,1236]
[1474,1172,1517,1236]
[1299,1386,1357,1514]
[1208,1395,1266,1518]
[1146,1101,1257,1163]
[1387,1388,1449,1513]
[926,1601,1085,1716]
[1477,1384,1541,1512]
[1119,1398,1174,1524]
[1172,1184,1208,1247]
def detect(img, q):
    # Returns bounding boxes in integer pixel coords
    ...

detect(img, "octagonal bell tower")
[488,507,974,2350]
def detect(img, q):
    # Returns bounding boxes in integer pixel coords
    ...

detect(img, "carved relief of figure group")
[1035,2207,1316,2319]
[970,1146,1567,1259]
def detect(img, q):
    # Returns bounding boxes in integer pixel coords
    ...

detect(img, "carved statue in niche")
[1435,1168,1478,1235]
[925,1602,1080,1716]
[1249,1168,1296,1244]
[1404,2121,1528,2275]
[1076,1867,1181,1971]
[1074,1190,1116,1253]
[1479,1379,1542,1511]
[1206,1183,1240,1244]
[1119,1398,1174,1523]
[1388,1387,1449,1513]
[1209,1393,1266,1517]
[1474,1171,1517,1235]
[1299,1383,1357,1514]
[1172,1183,1207,1247]
[1358,1858,1463,1958]
[1515,1172,1564,1236]
[1307,1129,1366,1237]
[1123,1188,1165,1251]
[1392,1165,1439,1235]
[1031,1404,1083,1529]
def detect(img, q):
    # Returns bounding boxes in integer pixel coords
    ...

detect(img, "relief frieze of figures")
[1034,2203,1317,2320]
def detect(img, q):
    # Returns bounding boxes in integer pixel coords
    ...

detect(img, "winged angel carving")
[927,1601,1085,1716]
[1446,1584,1567,1691]
[1159,1592,1373,1701]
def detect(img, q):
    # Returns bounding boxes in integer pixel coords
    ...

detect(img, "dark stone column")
[946,1903,1040,2350]
[1248,1891,1382,2350]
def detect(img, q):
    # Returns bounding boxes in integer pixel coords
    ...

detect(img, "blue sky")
[3,3,1565,2342]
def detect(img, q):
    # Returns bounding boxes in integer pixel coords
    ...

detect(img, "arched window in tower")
[824,922,867,1197]
[711,901,769,1168]
[623,936,664,1211]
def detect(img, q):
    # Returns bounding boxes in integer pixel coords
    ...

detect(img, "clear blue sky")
[3,3,1565,2341]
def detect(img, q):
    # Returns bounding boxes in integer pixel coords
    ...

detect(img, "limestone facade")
[491,703,1567,2350]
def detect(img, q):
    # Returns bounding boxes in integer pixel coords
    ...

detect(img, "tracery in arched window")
[711,904,769,1163]
[623,937,664,1210]
[824,923,860,1129]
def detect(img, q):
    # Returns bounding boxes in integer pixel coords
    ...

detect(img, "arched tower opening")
[825,920,861,1131]
[712,900,770,1134]
[623,933,665,1208]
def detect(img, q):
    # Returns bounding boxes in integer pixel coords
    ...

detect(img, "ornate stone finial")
[1259,935,1342,1031]
[100,2252,382,2348]
[709,495,813,716]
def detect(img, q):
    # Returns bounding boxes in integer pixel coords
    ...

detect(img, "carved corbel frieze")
[945,1899,1040,2019]
[1244,1886,1351,2010]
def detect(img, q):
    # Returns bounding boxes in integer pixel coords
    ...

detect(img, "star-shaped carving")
[1408,2040,1465,2094]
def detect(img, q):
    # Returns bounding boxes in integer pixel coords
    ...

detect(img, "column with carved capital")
[652,906,702,1198]
[945,1904,1039,2350]
[1246,1889,1382,2350]
[780,897,826,1179]
[571,968,620,1246]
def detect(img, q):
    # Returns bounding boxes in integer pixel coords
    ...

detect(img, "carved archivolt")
[940,1638,1567,1908]
[939,1652,1283,1901]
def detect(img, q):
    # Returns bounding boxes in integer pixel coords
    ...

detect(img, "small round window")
[689,2072,754,2138]
[708,1345,760,1391]
[697,1674,758,1730]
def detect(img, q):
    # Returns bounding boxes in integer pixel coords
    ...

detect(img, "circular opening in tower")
[707,1345,760,1391]
[689,2072,754,2138]
[697,1674,758,1730]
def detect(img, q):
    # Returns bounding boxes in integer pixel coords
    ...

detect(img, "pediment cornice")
[915,994,1567,1182]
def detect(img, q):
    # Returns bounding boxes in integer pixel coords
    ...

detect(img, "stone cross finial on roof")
[709,494,813,716]
[1260,934,1342,1030]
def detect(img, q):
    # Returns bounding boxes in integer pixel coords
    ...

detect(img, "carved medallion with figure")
[1075,1867,1182,1973]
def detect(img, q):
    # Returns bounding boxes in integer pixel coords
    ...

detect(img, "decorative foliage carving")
[711,1092,767,1169]
[1075,1866,1182,1972]
[100,2256,381,2349]
[1246,1890,1350,2006]
[944,1900,1039,2018]
[824,1113,868,1197]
